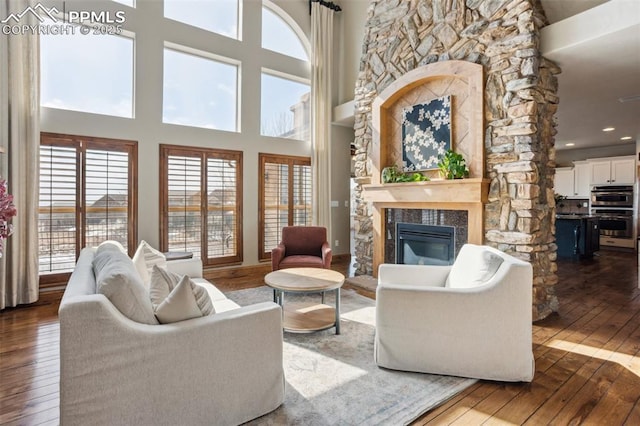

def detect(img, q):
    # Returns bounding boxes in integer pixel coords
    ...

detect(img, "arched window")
[261,2,309,61]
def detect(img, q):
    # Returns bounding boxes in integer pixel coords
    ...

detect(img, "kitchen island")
[556,215,600,259]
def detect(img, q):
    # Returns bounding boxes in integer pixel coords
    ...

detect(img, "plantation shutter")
[263,161,289,255]
[166,154,203,258]
[38,142,79,274]
[259,154,312,260]
[206,155,242,263]
[38,133,137,280]
[84,148,130,249]
[293,163,312,226]
[161,145,243,266]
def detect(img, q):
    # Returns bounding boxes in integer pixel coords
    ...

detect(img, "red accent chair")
[271,226,332,271]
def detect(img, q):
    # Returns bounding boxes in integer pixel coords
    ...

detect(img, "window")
[39,133,138,279]
[160,145,242,266]
[258,153,311,260]
[261,71,310,140]
[262,4,308,60]
[164,0,239,39]
[40,25,134,118]
[163,46,239,132]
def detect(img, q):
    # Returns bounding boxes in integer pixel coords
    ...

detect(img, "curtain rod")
[309,0,342,14]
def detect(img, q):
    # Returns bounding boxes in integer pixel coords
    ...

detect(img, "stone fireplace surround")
[351,0,560,321]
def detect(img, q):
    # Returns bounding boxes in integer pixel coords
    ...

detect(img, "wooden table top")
[264,268,345,292]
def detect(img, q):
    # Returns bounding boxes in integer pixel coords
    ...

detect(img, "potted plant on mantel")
[437,149,470,180]
[381,165,429,183]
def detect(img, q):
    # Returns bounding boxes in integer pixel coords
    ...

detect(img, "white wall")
[337,0,369,103]
[39,0,353,264]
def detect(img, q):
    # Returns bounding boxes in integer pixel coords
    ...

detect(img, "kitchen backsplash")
[556,198,590,215]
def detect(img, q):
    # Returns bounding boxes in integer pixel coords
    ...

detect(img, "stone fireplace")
[351,0,560,321]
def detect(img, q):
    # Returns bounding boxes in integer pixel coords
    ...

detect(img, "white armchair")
[375,244,535,382]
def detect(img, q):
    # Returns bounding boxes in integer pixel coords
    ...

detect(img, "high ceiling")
[540,0,640,151]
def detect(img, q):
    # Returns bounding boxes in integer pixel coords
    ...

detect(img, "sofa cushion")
[279,255,325,269]
[93,248,158,325]
[446,246,504,289]
[97,240,127,254]
[132,240,167,286]
[149,266,215,322]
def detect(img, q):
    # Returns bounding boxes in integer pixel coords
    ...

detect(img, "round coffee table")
[264,267,345,334]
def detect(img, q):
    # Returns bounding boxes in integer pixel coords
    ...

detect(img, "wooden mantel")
[363,178,490,276]
[363,178,489,204]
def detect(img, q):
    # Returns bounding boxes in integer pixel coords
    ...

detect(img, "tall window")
[261,71,310,140]
[259,153,311,260]
[40,24,134,118]
[160,145,243,266]
[163,46,239,132]
[39,133,138,279]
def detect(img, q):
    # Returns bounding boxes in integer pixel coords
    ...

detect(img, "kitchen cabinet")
[554,163,590,198]
[554,167,574,197]
[590,156,635,185]
[573,161,591,197]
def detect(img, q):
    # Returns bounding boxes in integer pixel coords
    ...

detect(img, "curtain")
[0,0,40,309]
[311,0,336,237]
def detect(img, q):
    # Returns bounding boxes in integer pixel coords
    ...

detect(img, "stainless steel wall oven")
[590,185,635,242]
[591,185,634,208]
[590,209,634,238]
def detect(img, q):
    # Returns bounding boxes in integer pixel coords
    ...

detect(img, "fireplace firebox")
[396,223,455,265]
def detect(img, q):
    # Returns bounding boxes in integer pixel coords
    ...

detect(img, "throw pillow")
[93,249,158,325]
[132,240,167,286]
[149,265,215,323]
[154,276,206,324]
[446,246,504,289]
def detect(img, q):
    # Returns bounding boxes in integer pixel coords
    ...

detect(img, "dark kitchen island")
[555,215,600,259]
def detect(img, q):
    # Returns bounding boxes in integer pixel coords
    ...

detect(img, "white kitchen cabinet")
[573,161,591,197]
[611,158,635,184]
[554,167,575,197]
[590,156,635,185]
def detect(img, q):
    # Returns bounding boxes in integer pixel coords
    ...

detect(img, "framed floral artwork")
[401,95,452,171]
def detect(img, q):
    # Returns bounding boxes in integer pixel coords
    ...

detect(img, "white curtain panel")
[0,0,40,309]
[311,1,334,235]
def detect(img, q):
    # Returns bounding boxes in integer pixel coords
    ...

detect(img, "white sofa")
[375,244,535,382]
[59,247,285,426]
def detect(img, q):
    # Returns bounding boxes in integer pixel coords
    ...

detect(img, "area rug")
[226,286,476,425]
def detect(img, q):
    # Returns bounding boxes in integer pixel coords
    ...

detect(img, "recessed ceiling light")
[602,127,615,132]
[565,143,575,146]
[620,136,632,141]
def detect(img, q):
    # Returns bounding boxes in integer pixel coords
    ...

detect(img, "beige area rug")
[227,286,476,425]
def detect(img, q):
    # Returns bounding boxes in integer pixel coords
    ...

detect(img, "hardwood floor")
[1,249,638,425]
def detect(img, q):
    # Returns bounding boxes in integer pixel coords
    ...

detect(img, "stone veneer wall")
[352,0,560,320]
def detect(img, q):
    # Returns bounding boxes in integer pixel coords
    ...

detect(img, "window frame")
[39,132,138,287]
[159,144,243,267]
[258,153,312,261]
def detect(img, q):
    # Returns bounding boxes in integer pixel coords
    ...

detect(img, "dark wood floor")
[1,249,638,425]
